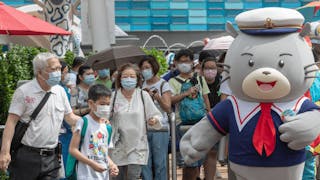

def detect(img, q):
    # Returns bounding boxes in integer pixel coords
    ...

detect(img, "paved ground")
[175,164,228,180]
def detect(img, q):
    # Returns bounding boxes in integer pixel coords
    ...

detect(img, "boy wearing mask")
[69,84,118,180]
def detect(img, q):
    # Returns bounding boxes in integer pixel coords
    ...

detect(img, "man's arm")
[171,86,197,105]
[0,114,20,170]
[64,112,81,127]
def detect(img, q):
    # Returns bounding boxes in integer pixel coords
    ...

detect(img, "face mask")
[94,105,110,118]
[83,74,95,85]
[46,71,61,87]
[121,77,137,90]
[142,69,153,80]
[203,69,218,80]
[178,63,192,73]
[62,73,71,85]
[98,69,110,78]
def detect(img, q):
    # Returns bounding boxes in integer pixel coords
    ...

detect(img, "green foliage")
[143,48,168,76]
[64,50,75,68]
[0,171,8,180]
[0,45,47,124]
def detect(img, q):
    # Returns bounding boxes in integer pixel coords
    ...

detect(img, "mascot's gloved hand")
[279,110,320,150]
[180,118,223,165]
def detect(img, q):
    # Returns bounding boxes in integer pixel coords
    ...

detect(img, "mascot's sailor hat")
[236,7,305,35]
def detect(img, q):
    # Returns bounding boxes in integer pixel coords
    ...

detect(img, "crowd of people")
[0,44,320,180]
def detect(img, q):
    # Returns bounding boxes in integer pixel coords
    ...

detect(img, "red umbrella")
[0,2,71,35]
[296,1,320,22]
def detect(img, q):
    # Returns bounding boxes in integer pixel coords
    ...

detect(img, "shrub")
[0,45,47,124]
[143,48,168,76]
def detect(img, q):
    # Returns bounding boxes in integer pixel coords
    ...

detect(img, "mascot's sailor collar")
[227,95,309,132]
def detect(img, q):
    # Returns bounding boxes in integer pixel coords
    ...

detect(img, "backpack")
[175,73,206,125]
[65,116,112,180]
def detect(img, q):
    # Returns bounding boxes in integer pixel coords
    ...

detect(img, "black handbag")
[10,92,51,159]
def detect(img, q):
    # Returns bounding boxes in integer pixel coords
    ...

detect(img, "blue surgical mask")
[121,77,137,90]
[98,69,110,78]
[47,71,61,87]
[178,63,192,73]
[83,74,95,85]
[142,69,153,80]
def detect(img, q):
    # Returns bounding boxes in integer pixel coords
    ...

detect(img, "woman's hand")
[147,117,157,126]
[109,162,119,176]
[0,152,11,171]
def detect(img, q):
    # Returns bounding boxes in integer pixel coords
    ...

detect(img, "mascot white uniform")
[180,7,320,180]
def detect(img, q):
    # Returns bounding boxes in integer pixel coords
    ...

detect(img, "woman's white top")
[109,88,162,166]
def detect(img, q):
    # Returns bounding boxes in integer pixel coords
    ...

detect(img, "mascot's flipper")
[180,117,223,165]
[279,110,320,150]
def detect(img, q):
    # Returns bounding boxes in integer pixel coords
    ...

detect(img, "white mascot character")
[180,7,320,180]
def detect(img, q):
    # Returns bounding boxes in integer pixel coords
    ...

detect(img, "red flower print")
[97,132,103,139]
[89,144,94,149]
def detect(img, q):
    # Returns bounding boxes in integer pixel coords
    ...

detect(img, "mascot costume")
[180,7,320,180]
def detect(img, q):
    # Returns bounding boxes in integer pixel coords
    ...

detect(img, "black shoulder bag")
[10,91,51,159]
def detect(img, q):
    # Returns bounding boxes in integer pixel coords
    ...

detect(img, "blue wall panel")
[114,0,320,32]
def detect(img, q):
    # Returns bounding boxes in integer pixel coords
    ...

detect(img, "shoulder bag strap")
[160,81,166,96]
[140,90,148,131]
[174,77,185,84]
[106,124,112,145]
[79,116,88,149]
[29,91,51,123]
[110,90,118,120]
[198,75,203,88]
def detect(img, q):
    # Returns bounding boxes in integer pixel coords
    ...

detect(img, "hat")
[236,7,304,35]
[310,21,320,37]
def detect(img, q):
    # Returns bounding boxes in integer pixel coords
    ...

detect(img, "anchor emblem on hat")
[264,18,274,29]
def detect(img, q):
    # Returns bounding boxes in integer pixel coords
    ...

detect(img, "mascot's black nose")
[262,71,271,75]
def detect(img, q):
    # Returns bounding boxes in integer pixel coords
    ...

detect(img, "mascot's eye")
[278,60,285,68]
[248,59,254,67]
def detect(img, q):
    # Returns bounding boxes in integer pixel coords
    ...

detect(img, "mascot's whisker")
[218,76,230,86]
[305,76,319,79]
[304,62,320,70]
[217,63,231,69]
[305,69,319,75]
[221,69,230,74]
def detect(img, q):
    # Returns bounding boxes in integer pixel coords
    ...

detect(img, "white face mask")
[178,63,192,73]
[94,105,110,118]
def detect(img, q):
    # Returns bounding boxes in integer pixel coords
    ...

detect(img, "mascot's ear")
[300,23,311,37]
[226,21,238,38]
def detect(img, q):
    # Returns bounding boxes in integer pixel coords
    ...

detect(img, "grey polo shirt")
[9,79,72,148]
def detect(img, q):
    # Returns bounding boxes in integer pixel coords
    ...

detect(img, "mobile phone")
[194,84,201,91]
